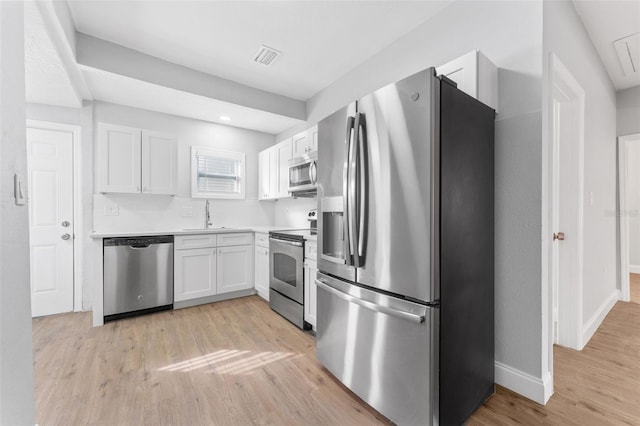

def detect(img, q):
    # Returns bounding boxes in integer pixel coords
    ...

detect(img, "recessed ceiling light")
[219,115,231,121]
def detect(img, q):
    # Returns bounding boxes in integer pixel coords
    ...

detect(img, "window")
[191,146,245,199]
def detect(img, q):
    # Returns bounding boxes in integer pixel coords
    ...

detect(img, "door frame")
[549,54,586,349]
[618,133,640,303]
[26,120,83,312]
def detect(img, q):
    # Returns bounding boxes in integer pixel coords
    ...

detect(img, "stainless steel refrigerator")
[316,68,495,426]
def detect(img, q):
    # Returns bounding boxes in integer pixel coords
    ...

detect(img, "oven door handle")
[269,237,303,247]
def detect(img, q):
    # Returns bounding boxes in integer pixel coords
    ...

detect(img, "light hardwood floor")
[630,273,640,304]
[33,296,640,425]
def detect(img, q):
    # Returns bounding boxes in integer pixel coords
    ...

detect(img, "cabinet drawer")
[175,234,217,250]
[305,240,317,260]
[255,232,269,247]
[217,232,253,247]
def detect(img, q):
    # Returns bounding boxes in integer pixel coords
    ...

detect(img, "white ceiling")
[24,1,80,108]
[66,1,453,101]
[26,1,640,136]
[572,0,640,91]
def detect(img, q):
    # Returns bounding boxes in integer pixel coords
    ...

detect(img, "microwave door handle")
[343,116,355,265]
[356,113,368,260]
[310,160,317,185]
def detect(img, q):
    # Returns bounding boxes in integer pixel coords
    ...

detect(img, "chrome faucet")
[206,200,213,228]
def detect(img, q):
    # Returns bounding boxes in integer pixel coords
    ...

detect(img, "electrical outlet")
[104,205,119,216]
[181,206,193,217]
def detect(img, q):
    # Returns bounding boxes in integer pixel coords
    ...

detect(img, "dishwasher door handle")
[128,244,151,249]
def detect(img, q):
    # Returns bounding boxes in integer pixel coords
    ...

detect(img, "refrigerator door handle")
[343,116,355,265]
[316,279,426,324]
[356,112,368,260]
[349,115,359,265]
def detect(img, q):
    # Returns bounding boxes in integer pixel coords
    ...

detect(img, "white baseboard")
[495,361,552,404]
[629,265,640,274]
[581,289,620,349]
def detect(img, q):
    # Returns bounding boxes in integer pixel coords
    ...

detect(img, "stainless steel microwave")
[288,152,317,197]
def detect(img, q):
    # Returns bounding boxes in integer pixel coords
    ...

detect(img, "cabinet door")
[268,148,278,199]
[254,244,269,301]
[304,259,318,329]
[436,51,478,98]
[141,130,177,195]
[292,131,309,157]
[217,245,253,294]
[258,149,270,200]
[308,125,318,152]
[97,123,141,193]
[276,139,292,198]
[174,248,217,302]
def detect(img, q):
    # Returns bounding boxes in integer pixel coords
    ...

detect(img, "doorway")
[618,132,640,305]
[26,121,81,317]
[550,55,585,350]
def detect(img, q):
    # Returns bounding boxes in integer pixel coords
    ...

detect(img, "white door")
[254,244,269,300]
[276,140,292,197]
[141,130,177,195]
[551,58,584,349]
[174,248,217,302]
[292,131,309,157]
[26,127,74,317]
[217,245,253,294]
[96,123,141,193]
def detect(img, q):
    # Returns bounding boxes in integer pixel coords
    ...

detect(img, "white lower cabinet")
[174,233,253,305]
[217,245,253,294]
[174,248,217,302]
[254,233,269,301]
[304,240,318,330]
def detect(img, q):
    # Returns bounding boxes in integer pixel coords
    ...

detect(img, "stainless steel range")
[269,228,316,330]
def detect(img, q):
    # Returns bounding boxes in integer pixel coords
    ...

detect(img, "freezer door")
[355,69,438,303]
[317,102,357,282]
[316,272,437,425]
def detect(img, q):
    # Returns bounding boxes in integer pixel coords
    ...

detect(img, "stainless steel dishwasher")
[103,235,174,321]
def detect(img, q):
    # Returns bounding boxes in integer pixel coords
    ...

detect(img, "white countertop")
[90,225,315,239]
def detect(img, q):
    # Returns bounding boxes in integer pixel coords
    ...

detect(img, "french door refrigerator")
[316,68,495,426]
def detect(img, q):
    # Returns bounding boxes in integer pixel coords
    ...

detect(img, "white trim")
[546,54,586,352]
[629,265,640,275]
[618,133,640,303]
[26,120,84,312]
[495,361,553,405]
[581,290,619,349]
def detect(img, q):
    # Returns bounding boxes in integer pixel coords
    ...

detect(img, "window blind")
[196,154,240,194]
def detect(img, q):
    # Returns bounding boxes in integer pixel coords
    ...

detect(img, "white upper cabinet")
[436,50,498,113]
[142,130,178,195]
[97,123,141,193]
[258,149,270,200]
[276,139,292,198]
[97,122,177,195]
[258,138,292,200]
[292,130,309,157]
[308,125,318,152]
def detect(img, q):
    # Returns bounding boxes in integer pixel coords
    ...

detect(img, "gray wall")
[617,85,640,137]
[289,0,545,383]
[0,1,36,424]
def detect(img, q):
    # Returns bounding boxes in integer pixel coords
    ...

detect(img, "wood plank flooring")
[33,296,640,425]
[630,273,640,304]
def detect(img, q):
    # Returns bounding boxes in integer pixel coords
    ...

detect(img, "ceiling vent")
[253,45,281,67]
[614,32,640,76]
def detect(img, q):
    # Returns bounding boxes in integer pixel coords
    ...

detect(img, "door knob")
[61,220,70,227]
[61,233,71,240]
[553,232,565,241]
